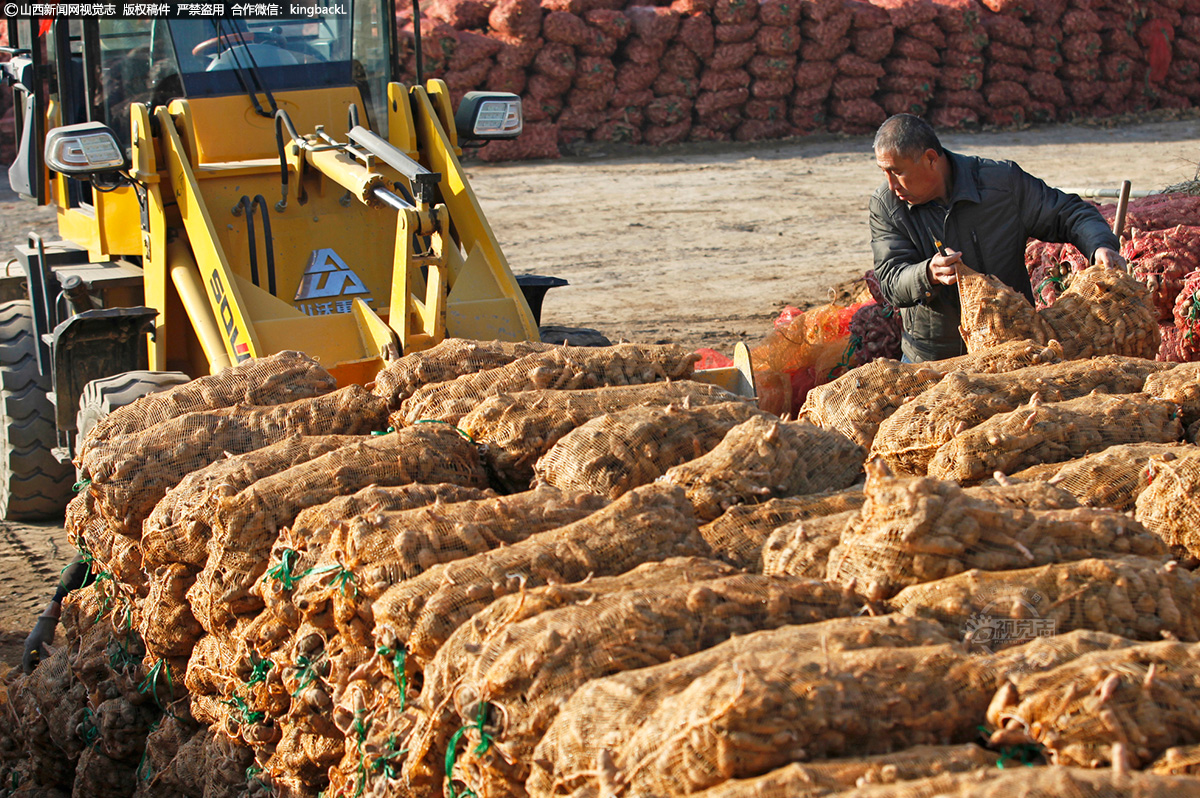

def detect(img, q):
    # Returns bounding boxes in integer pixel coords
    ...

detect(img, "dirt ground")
[1,114,1199,668]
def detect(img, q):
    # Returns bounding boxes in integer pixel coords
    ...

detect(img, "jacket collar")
[942,149,981,206]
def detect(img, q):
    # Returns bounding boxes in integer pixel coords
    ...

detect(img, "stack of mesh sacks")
[396,0,1200,160]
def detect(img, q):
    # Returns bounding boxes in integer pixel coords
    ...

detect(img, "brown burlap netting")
[661,415,865,521]
[927,392,1182,483]
[1144,362,1200,427]
[460,381,748,490]
[534,402,766,499]
[371,338,556,409]
[1135,448,1200,559]
[1151,744,1200,776]
[528,615,956,798]
[394,343,701,427]
[825,461,1166,600]
[889,557,1200,648]
[1005,442,1193,513]
[957,266,1056,352]
[700,490,864,571]
[370,483,708,673]
[77,350,337,456]
[869,356,1169,476]
[760,509,859,579]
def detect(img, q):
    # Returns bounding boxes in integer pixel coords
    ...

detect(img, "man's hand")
[22,615,58,673]
[927,248,963,286]
[1093,247,1127,270]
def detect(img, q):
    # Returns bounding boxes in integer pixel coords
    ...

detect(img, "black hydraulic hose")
[412,0,425,86]
[252,195,278,296]
[236,195,260,287]
[274,111,292,211]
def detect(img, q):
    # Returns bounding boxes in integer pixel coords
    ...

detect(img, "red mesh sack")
[1158,323,1188,362]
[1132,253,1192,322]
[533,41,576,80]
[985,104,1027,126]
[521,92,562,121]
[830,97,886,125]
[929,105,980,128]
[557,105,606,129]
[745,97,788,120]
[880,73,934,95]
[715,0,759,23]
[494,33,542,68]
[792,82,834,105]
[444,60,492,92]
[760,0,803,26]
[1062,30,1101,61]
[543,11,591,44]
[697,106,743,131]
[933,0,983,33]
[886,56,938,77]
[1066,77,1104,104]
[566,85,613,111]
[679,13,716,57]
[1029,24,1060,50]
[616,62,659,91]
[801,36,851,61]
[795,59,838,87]
[870,0,938,28]
[429,0,493,29]
[986,62,1028,83]
[527,72,571,99]
[1031,47,1063,72]
[836,51,886,77]
[688,125,731,141]
[477,123,561,161]
[906,21,947,46]
[592,118,642,143]
[757,24,802,54]
[624,37,667,64]
[489,0,543,37]
[1173,271,1200,360]
[984,14,1033,46]
[715,21,762,43]
[671,0,715,13]
[832,75,879,98]
[711,40,758,69]
[1027,72,1067,103]
[1176,38,1200,60]
[449,31,503,71]
[611,88,653,110]
[1028,0,1064,22]
[848,0,891,28]
[695,86,750,114]
[851,26,894,59]
[735,119,793,141]
[1104,29,1141,60]
[486,65,527,93]
[943,48,984,67]
[752,77,794,98]
[790,102,828,130]
[663,43,701,76]
[542,0,583,12]
[879,92,928,115]
[557,126,588,145]
[701,67,752,90]
[979,0,1036,15]
[628,5,682,43]
[1139,17,1178,47]
[646,94,693,124]
[584,8,630,38]
[987,41,1032,65]
[1060,60,1100,81]
[937,88,984,109]
[937,66,982,89]
[654,72,700,96]
[750,54,798,79]
[643,120,692,144]
[803,10,853,42]
[575,55,616,90]
[1062,8,1101,32]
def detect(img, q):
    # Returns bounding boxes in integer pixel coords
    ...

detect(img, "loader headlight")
[44,123,126,176]
[455,92,522,141]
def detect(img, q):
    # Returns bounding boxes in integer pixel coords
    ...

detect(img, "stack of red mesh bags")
[1025,193,1200,363]
[393,0,1200,161]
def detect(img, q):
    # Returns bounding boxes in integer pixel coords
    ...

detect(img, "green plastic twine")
[977,725,1039,769]
[827,335,863,381]
[221,694,266,726]
[80,707,100,749]
[290,654,323,698]
[352,709,370,798]
[72,478,91,493]
[245,655,273,688]
[303,562,358,598]
[413,418,476,443]
[265,549,302,591]
[370,733,408,781]
[376,645,408,708]
[444,702,494,798]
[137,658,174,711]
[136,719,161,781]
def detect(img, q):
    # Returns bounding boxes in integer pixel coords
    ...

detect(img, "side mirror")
[454,92,522,141]
[44,122,126,176]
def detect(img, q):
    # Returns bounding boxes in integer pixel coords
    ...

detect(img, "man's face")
[875,147,943,206]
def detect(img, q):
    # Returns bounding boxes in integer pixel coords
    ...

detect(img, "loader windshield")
[163,0,390,132]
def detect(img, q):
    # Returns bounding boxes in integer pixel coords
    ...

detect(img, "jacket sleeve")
[870,191,934,309]
[1014,163,1120,260]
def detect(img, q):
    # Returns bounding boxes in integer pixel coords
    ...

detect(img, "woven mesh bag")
[371,338,556,408]
[528,615,955,798]
[985,640,1200,769]
[1135,448,1200,559]
[79,385,390,537]
[444,573,864,798]
[535,402,766,499]
[1150,744,1200,775]
[1144,362,1200,427]
[139,561,205,661]
[889,557,1200,648]
[927,392,1183,483]
[78,350,337,455]
[370,482,708,673]
[825,460,1165,600]
[869,356,1168,476]
[141,434,363,572]
[579,642,995,797]
[808,766,1200,797]
[1040,265,1160,360]
[956,265,1055,352]
[684,744,996,798]
[760,508,858,579]
[283,484,610,642]
[460,381,747,490]
[1006,442,1190,512]
[396,343,700,426]
[933,338,1065,373]
[189,424,487,632]
[662,415,865,521]
[396,558,739,798]
[700,490,864,571]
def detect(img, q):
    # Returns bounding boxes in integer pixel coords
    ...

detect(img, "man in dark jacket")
[869,114,1124,362]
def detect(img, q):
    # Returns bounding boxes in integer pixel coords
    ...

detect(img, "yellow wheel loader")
[0,4,566,520]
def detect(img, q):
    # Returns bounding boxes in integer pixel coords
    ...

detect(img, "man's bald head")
[873,114,943,162]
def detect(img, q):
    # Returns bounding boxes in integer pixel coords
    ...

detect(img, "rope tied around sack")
[1184,289,1200,340]
[265,548,303,591]
[136,718,162,782]
[352,708,371,798]
[246,654,273,687]
[72,478,91,493]
[414,418,477,443]
[108,629,143,673]
[138,658,176,713]
[370,733,408,781]
[290,653,325,698]
[376,644,408,708]
[246,764,270,794]
[828,335,863,381]
[444,701,495,798]
[221,693,266,726]
[80,707,100,749]
[303,560,359,598]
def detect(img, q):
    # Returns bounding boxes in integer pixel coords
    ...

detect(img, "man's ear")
[923,148,940,167]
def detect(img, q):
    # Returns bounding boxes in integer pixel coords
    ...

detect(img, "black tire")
[75,370,191,448]
[0,300,74,520]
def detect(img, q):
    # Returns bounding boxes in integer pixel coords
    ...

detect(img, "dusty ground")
[1,114,1200,668]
